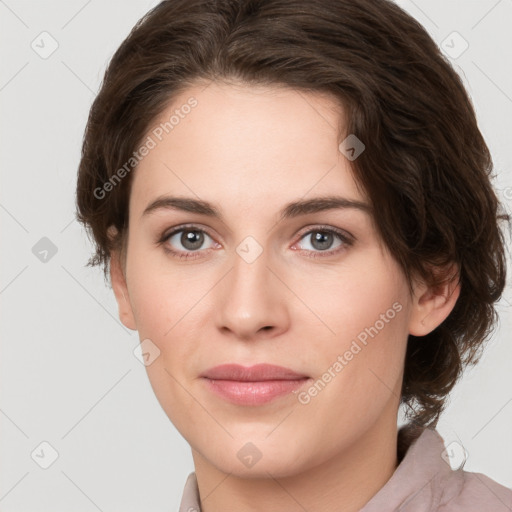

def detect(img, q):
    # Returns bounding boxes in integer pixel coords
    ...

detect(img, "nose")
[214,242,290,342]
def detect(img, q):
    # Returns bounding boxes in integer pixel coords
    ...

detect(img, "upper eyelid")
[163,223,216,240]
[295,224,353,240]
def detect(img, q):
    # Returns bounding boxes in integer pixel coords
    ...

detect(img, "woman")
[75,0,511,510]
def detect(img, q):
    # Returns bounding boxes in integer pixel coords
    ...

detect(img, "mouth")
[200,363,311,406]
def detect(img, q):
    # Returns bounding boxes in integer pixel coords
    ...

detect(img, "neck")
[192,418,398,512]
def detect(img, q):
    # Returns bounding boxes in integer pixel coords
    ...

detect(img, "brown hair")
[75,0,509,427]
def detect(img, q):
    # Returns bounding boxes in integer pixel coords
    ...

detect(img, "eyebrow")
[141,195,372,221]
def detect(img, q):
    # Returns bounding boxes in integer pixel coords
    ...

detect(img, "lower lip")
[202,378,310,405]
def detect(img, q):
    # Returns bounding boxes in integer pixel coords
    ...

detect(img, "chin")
[196,436,313,479]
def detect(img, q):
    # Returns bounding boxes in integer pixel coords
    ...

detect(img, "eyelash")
[157,224,354,261]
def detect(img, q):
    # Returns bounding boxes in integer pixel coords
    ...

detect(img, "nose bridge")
[230,237,274,310]
[215,234,289,338]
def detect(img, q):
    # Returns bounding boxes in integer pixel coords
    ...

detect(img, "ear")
[109,233,137,331]
[408,264,461,336]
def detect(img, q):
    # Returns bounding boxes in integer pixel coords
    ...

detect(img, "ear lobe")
[110,247,137,331]
[408,265,461,337]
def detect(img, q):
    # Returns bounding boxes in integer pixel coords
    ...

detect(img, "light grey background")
[1,1,511,510]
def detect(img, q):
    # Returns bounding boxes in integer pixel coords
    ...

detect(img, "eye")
[293,226,353,258]
[159,225,218,260]
[158,224,354,261]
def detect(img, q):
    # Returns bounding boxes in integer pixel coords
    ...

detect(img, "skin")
[109,81,460,512]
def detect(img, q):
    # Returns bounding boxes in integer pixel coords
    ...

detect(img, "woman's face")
[112,82,421,477]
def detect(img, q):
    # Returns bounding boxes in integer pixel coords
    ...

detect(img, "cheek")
[125,248,209,372]
[294,256,410,408]
[129,282,172,341]
[125,242,183,337]
[292,254,408,351]
[125,257,205,433]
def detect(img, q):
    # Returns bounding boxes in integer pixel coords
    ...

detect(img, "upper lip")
[200,363,309,381]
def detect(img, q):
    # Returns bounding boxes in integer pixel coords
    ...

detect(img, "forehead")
[129,82,366,221]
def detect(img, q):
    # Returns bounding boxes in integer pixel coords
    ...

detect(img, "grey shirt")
[178,427,512,511]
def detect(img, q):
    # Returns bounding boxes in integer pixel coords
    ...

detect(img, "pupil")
[312,231,332,250]
[182,230,203,250]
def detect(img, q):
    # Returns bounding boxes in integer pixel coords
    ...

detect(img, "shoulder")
[367,425,512,512]
[439,469,512,511]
